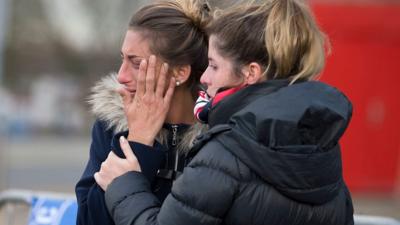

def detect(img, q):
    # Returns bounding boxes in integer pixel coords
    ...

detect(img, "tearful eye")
[130,59,142,69]
[132,63,140,69]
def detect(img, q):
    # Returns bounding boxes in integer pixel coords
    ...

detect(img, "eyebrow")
[120,52,144,60]
[208,57,214,62]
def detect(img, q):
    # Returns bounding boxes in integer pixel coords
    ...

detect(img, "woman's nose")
[200,71,210,86]
[117,61,132,84]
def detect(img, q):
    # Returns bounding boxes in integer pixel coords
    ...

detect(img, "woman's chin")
[207,90,217,98]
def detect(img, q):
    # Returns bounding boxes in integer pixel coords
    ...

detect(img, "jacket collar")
[208,79,290,127]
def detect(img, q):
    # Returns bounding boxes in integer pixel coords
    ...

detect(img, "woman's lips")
[123,86,136,94]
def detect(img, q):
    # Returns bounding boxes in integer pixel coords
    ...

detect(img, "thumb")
[119,136,136,161]
[117,87,133,108]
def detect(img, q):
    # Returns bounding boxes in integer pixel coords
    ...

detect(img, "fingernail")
[162,63,167,72]
[120,136,126,144]
[141,59,146,65]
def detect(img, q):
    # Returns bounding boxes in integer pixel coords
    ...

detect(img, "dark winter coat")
[75,75,204,225]
[105,79,355,225]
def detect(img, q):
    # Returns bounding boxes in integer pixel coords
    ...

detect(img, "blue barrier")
[0,189,77,225]
[27,196,77,225]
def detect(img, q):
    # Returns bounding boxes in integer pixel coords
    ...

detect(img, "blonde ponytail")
[263,0,327,82]
[207,0,328,82]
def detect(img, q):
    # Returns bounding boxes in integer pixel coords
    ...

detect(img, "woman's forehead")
[121,30,151,57]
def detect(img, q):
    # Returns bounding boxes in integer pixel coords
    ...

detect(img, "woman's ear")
[242,62,264,85]
[172,65,191,86]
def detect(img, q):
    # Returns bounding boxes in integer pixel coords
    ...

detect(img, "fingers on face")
[138,55,171,98]
[156,63,169,98]
[145,55,156,94]
[117,87,133,107]
[136,58,147,97]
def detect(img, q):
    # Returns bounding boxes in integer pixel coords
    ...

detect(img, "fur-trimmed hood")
[88,73,207,152]
[88,73,126,133]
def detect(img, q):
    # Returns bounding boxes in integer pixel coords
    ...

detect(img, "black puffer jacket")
[105,80,354,225]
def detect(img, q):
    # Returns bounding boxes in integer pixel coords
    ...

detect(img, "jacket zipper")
[171,125,179,172]
[171,125,178,146]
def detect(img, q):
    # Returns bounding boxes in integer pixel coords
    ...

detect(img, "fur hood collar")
[88,73,127,133]
[88,73,207,152]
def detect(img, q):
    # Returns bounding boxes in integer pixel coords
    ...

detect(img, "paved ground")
[0,136,399,224]
[0,136,89,193]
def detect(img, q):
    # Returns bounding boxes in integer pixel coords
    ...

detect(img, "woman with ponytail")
[98,0,354,224]
[75,1,211,225]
